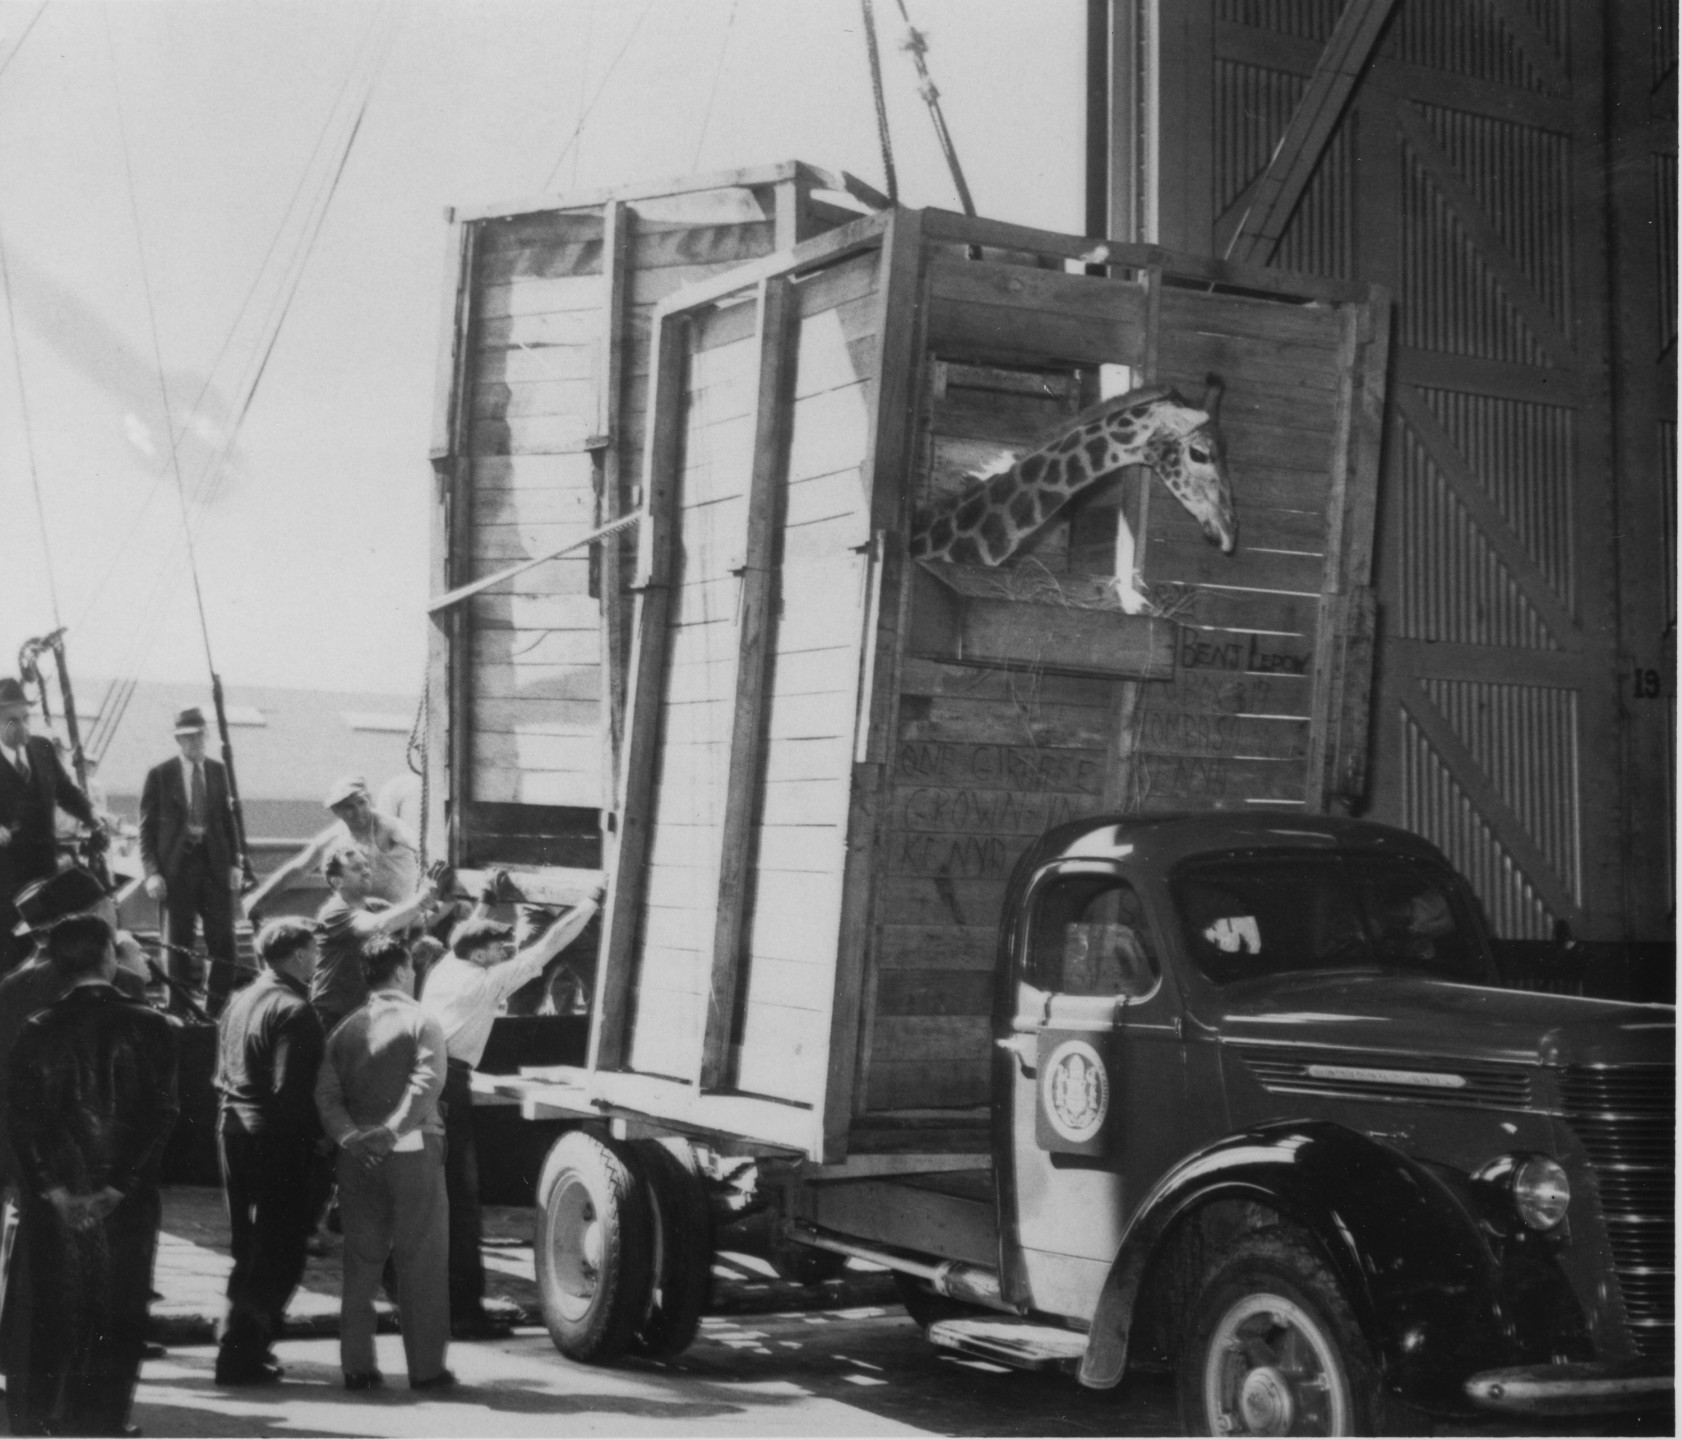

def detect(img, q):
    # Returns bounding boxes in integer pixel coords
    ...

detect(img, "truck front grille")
[1559,1064,1675,1361]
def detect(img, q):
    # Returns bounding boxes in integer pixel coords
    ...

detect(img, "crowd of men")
[0,680,600,1433]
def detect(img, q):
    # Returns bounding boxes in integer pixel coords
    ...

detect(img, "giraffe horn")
[1202,373,1224,420]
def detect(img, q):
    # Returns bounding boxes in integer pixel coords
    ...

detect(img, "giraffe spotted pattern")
[910,379,1236,567]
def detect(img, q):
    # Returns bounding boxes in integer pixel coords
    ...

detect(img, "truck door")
[1001,860,1188,1320]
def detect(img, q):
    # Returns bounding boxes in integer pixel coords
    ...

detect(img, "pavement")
[148,1185,897,1346]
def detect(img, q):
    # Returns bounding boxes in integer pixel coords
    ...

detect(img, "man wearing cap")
[420,891,600,1337]
[312,841,444,1036]
[212,917,327,1386]
[0,677,101,977]
[326,776,419,907]
[140,706,243,1015]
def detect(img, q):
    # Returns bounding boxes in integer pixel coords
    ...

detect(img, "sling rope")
[691,0,739,170]
[83,2,399,761]
[0,223,63,633]
[891,0,976,216]
[542,0,655,191]
[859,0,899,204]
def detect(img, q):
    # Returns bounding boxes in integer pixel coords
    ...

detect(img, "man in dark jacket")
[4,913,179,1438]
[140,706,243,1015]
[212,917,327,1386]
[0,677,99,977]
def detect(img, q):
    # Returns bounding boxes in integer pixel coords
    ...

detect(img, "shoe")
[451,1312,513,1340]
[343,1370,384,1391]
[215,1362,283,1387]
[410,1368,457,1391]
[141,1342,167,1359]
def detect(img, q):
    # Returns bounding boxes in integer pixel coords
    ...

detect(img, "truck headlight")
[1512,1154,1570,1230]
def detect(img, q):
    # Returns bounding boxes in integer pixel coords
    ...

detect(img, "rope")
[0,223,62,631]
[542,0,655,191]
[691,0,739,171]
[859,0,898,204]
[103,6,219,676]
[891,0,976,217]
[71,2,398,639]
[407,666,430,872]
[0,0,47,89]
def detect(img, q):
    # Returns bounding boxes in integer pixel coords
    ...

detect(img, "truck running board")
[927,1318,1088,1373]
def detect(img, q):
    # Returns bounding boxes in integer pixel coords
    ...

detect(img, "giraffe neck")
[912,402,1167,567]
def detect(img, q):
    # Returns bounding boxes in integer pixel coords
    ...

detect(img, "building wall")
[1121,0,1675,942]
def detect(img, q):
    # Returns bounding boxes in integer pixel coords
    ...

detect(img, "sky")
[0,0,1087,715]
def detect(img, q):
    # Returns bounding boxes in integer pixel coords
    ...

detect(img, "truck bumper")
[1464,1360,1673,1417]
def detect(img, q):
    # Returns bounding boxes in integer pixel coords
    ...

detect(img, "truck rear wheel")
[1178,1229,1383,1436]
[535,1130,654,1364]
[627,1138,713,1360]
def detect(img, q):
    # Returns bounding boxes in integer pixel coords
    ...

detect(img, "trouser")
[217,1121,317,1370]
[3,1187,160,1437]
[441,1060,484,1318]
[336,1135,449,1382]
[163,845,239,1015]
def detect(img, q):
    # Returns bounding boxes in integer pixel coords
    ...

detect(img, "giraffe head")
[1135,375,1236,553]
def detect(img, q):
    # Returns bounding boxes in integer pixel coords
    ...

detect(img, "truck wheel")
[535,1130,654,1364]
[627,1138,713,1360]
[1178,1229,1383,1436]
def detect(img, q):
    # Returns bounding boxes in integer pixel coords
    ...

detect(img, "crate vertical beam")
[591,312,689,1074]
[427,213,478,866]
[701,276,797,1090]
[596,199,632,817]
[822,208,927,1156]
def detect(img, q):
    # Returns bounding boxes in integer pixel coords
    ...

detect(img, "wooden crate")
[583,207,1389,1162]
[426,163,886,875]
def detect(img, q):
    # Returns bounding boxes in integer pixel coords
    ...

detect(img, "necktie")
[190,762,206,828]
[9,747,27,783]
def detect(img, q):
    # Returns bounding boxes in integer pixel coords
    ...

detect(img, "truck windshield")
[1171,852,1485,986]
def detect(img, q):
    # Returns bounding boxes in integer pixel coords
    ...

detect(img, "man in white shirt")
[420,895,600,1337]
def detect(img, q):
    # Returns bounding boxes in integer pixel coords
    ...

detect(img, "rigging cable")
[76,0,397,653]
[85,3,400,760]
[859,0,898,204]
[0,222,64,633]
[690,0,738,171]
[541,0,655,191]
[0,0,48,89]
[890,0,976,216]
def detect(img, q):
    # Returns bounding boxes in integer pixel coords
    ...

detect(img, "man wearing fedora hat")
[141,706,243,1016]
[0,677,101,978]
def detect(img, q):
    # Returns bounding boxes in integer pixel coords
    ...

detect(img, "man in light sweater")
[314,936,452,1393]
[419,890,601,1338]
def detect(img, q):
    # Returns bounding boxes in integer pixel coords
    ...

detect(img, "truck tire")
[535,1129,654,1364]
[627,1138,713,1360]
[1177,1228,1385,1437]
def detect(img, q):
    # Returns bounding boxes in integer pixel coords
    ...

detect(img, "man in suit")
[141,705,243,1016]
[0,678,100,978]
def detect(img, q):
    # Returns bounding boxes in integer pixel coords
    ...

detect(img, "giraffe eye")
[1188,445,1210,464]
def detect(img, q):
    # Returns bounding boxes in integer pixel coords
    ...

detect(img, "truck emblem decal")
[1042,1039,1110,1143]
[1306,1064,1467,1090]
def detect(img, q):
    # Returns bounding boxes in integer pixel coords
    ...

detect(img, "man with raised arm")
[420,890,601,1337]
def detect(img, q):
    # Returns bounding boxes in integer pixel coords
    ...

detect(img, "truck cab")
[871,812,1673,1431]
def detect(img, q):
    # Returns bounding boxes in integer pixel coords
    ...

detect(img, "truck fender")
[1078,1120,1522,1405]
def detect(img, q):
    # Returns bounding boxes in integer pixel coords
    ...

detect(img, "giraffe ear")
[1202,373,1224,421]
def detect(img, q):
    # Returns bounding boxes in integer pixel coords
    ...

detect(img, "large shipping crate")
[426,163,886,880]
[562,207,1390,1163]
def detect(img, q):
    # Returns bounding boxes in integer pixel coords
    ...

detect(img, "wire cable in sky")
[541,0,655,192]
[0,220,63,631]
[691,0,739,171]
[0,0,49,91]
